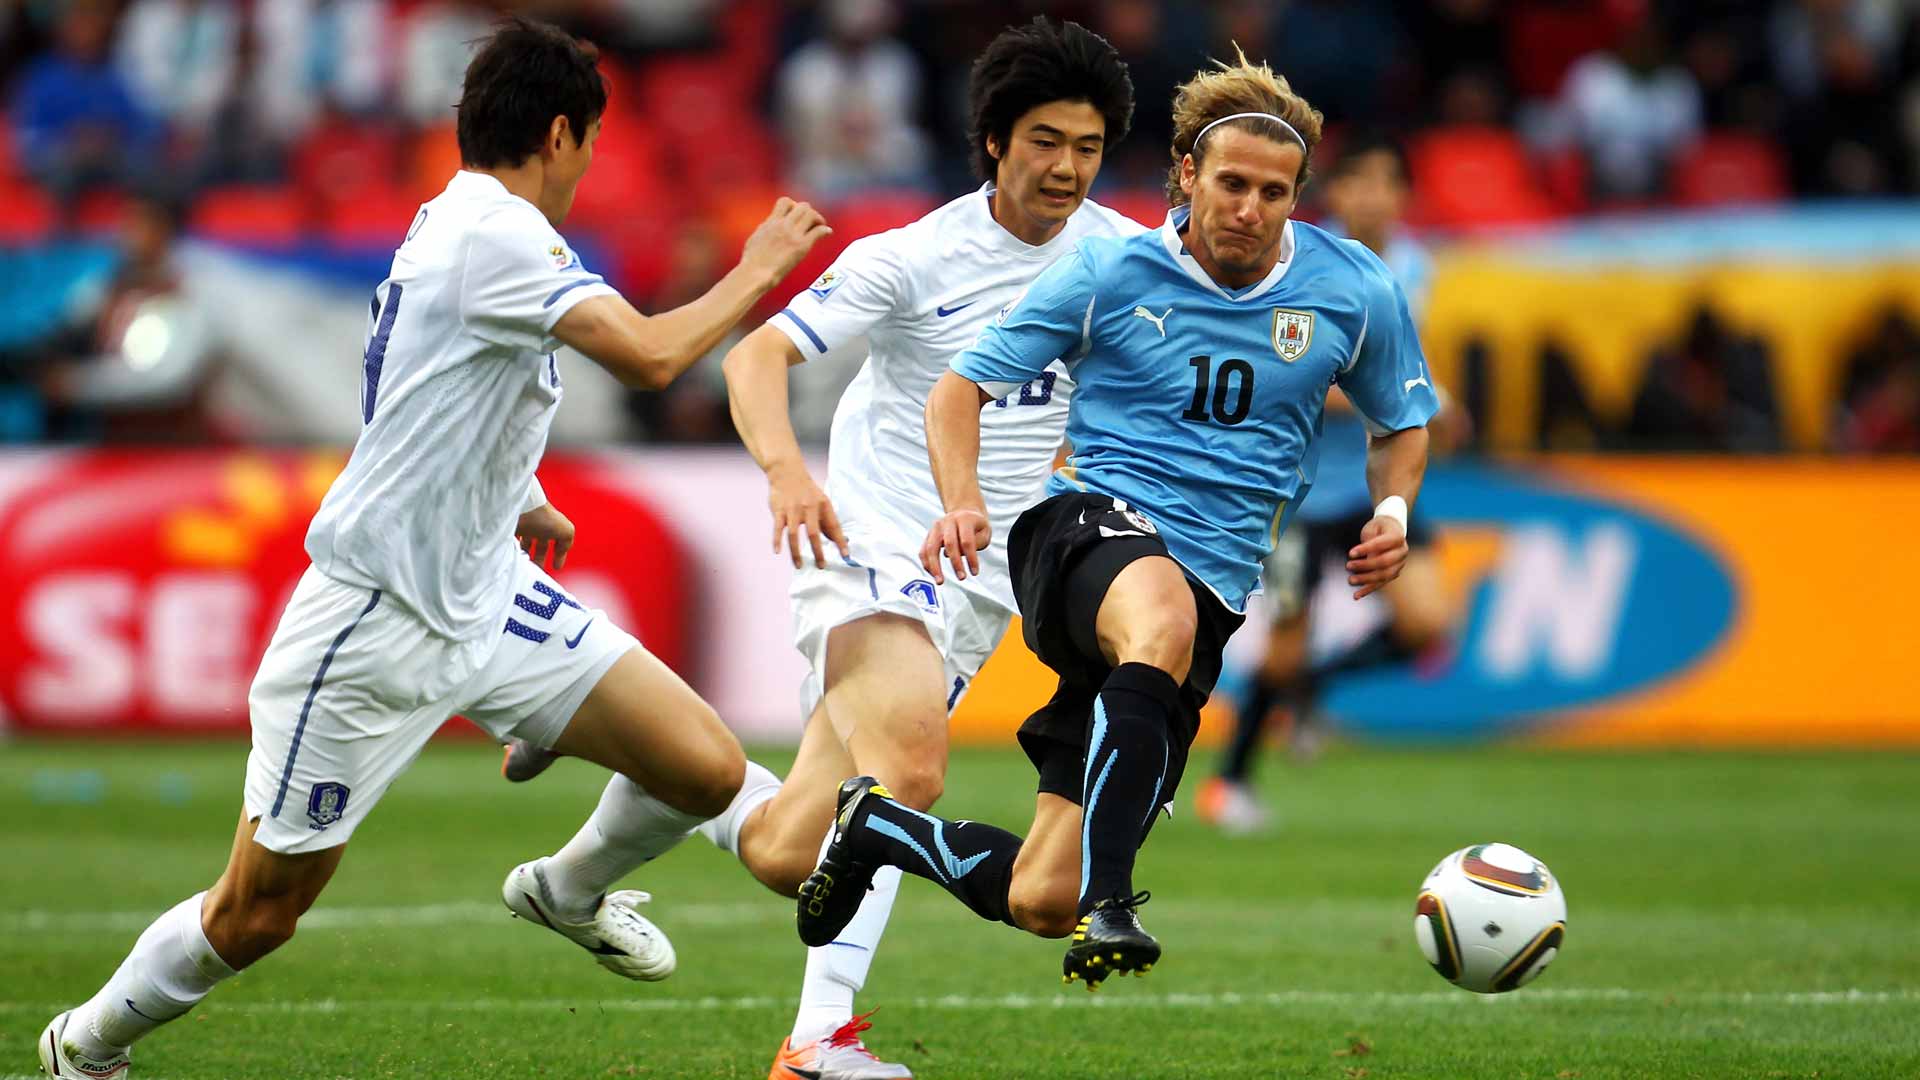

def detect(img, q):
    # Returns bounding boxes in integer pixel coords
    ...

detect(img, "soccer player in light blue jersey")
[795,52,1438,990]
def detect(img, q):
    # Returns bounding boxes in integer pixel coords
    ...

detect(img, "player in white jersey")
[37,18,828,1079]
[709,19,1141,1080]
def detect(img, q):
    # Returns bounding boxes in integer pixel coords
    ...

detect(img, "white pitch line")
[0,900,784,936]
[0,989,1914,1019]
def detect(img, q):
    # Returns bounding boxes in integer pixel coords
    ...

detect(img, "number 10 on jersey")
[1182,355,1254,425]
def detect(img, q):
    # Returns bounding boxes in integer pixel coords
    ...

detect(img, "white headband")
[1193,110,1306,153]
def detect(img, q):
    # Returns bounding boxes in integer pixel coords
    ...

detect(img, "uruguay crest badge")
[1271,308,1314,362]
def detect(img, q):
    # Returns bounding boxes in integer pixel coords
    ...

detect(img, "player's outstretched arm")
[722,324,848,569]
[553,198,830,390]
[920,370,996,584]
[1348,424,1429,599]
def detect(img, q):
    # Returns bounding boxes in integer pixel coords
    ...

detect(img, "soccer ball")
[1413,843,1566,994]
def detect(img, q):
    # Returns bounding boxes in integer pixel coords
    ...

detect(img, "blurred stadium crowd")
[1,0,1917,451]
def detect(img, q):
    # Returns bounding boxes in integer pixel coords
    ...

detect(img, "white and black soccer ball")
[1413,843,1567,994]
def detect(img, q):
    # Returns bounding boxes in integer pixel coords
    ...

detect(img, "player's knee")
[673,742,745,820]
[1118,610,1196,682]
[877,761,944,811]
[1391,602,1450,654]
[1007,878,1078,939]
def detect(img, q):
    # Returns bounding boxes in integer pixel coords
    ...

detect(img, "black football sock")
[1079,661,1182,916]
[847,796,1022,926]
[1220,675,1282,783]
[1309,625,1411,681]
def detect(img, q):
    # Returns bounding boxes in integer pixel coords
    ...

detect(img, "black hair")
[456,16,609,170]
[965,16,1133,182]
[1329,131,1411,188]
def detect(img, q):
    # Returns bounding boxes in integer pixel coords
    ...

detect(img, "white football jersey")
[769,185,1146,607]
[305,170,617,642]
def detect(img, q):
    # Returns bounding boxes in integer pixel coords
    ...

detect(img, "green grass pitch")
[3,740,1917,1079]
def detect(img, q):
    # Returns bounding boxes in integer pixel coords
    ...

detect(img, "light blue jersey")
[953,206,1438,611]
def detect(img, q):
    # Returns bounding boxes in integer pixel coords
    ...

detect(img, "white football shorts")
[243,557,638,854]
[790,503,1014,718]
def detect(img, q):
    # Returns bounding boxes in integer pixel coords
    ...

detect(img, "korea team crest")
[307,782,350,830]
[1271,309,1314,362]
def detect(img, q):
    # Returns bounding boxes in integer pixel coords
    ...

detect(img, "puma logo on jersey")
[1133,306,1172,337]
[1405,375,1430,393]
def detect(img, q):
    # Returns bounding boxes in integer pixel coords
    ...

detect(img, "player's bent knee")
[876,761,944,811]
[1008,880,1078,939]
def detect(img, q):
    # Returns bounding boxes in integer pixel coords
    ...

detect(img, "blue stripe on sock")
[866,815,948,883]
[270,589,381,819]
[1080,698,1116,900]
[873,802,991,879]
[1143,737,1169,833]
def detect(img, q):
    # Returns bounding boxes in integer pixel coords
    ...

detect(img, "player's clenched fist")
[742,197,832,283]
[1346,514,1408,599]
[921,508,991,584]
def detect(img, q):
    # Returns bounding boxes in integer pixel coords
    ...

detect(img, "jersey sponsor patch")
[1271,309,1314,362]
[808,269,845,300]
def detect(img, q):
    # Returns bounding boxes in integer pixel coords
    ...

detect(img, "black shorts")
[1263,508,1435,622]
[1006,492,1246,805]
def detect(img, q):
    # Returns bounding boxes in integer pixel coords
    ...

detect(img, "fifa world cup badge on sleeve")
[307,782,351,830]
[808,269,845,300]
[1271,309,1314,362]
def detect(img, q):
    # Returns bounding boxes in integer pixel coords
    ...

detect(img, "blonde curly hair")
[1165,45,1325,206]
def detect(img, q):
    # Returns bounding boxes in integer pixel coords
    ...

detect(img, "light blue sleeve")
[951,247,1096,398]
[1335,265,1439,436]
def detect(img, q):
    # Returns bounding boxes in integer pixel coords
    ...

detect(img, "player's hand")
[742,197,832,285]
[921,508,991,584]
[517,502,576,571]
[767,460,848,569]
[1346,515,1408,600]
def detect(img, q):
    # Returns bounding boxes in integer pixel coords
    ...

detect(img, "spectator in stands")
[1554,16,1702,201]
[117,0,238,139]
[1784,18,1908,195]
[10,0,162,203]
[37,191,219,442]
[1624,304,1779,452]
[1833,307,1920,454]
[774,0,931,197]
[625,222,738,443]
[401,0,491,127]
[252,0,390,140]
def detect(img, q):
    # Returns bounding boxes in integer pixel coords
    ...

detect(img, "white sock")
[790,828,902,1046]
[70,892,237,1055]
[543,775,708,919]
[694,759,782,858]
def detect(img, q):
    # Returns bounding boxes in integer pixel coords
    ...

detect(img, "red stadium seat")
[565,116,669,232]
[1096,187,1171,229]
[636,57,760,147]
[1407,128,1558,229]
[293,123,403,210]
[408,123,463,204]
[191,186,309,246]
[0,180,55,242]
[1670,134,1789,208]
[70,189,129,237]
[323,184,426,247]
[680,117,783,193]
